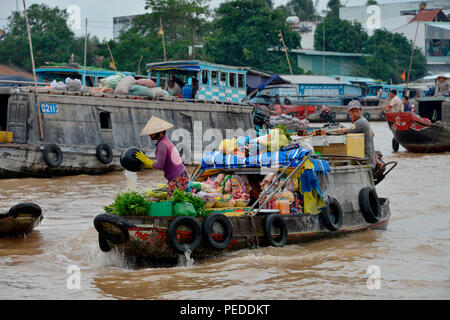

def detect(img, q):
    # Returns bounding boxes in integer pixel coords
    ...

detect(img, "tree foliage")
[277,0,320,21]
[204,0,303,74]
[358,29,427,83]
[314,17,368,53]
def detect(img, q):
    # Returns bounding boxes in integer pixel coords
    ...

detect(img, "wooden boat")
[93,146,393,266]
[0,202,43,237]
[0,60,256,178]
[385,97,450,153]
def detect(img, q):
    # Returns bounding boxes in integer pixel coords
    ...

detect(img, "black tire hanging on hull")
[202,213,233,250]
[167,216,202,255]
[359,187,382,223]
[263,214,288,247]
[319,197,343,231]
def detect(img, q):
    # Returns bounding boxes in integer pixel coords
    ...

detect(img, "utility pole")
[322,19,325,76]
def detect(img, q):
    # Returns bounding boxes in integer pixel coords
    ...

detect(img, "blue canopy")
[201,148,331,173]
[257,74,289,91]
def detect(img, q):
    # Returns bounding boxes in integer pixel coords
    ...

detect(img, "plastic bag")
[173,201,196,217]
[50,80,66,91]
[65,77,82,91]
[219,138,237,154]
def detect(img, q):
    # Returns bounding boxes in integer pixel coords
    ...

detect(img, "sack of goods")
[129,85,156,98]
[136,78,156,88]
[65,77,82,91]
[114,76,136,95]
[100,73,125,90]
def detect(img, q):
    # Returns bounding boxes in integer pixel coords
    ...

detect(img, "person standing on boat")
[135,116,189,198]
[338,100,382,170]
[380,89,403,114]
[402,96,414,112]
[434,74,449,97]
[165,78,181,97]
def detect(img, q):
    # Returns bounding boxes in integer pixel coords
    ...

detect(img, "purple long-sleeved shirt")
[153,136,186,181]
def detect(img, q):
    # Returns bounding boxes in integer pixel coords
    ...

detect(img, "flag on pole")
[401,69,406,82]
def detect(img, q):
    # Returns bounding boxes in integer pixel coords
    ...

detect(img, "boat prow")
[385,97,450,153]
[0,203,43,237]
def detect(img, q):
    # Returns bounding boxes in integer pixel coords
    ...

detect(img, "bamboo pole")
[106,41,117,71]
[83,18,88,91]
[23,0,44,139]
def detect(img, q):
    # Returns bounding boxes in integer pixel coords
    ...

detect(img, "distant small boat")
[386,97,450,153]
[0,203,43,237]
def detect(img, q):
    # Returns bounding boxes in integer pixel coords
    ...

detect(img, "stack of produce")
[269,114,310,131]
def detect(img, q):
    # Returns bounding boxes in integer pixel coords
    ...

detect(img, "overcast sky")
[0,0,422,41]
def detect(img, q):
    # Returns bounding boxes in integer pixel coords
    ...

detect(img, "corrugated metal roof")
[279,74,343,84]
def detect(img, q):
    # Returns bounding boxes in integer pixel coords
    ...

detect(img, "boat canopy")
[200,147,331,173]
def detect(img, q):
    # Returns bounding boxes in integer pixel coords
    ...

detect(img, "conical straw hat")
[140,116,174,136]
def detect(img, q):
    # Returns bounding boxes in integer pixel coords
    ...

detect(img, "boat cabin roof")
[146,60,248,75]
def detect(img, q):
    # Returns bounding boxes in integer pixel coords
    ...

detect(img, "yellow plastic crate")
[346,134,364,158]
[0,131,13,143]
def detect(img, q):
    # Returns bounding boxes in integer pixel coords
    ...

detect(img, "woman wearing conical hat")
[434,73,449,97]
[135,116,189,197]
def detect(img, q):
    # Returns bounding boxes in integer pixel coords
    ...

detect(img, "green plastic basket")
[149,201,173,217]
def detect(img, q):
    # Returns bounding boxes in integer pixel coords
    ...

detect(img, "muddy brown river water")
[0,122,449,299]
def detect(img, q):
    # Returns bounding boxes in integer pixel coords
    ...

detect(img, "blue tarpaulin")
[257,74,289,91]
[200,147,331,173]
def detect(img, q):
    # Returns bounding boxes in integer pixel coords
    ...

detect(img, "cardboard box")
[0,131,13,143]
[346,133,364,158]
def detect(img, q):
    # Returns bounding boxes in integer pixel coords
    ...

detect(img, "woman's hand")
[135,151,154,169]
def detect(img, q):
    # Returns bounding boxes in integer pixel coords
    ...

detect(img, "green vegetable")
[169,189,207,217]
[274,124,292,141]
[104,192,151,216]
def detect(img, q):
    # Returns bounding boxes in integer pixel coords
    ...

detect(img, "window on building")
[202,70,209,85]
[211,71,218,86]
[99,112,112,129]
[229,73,236,87]
[220,72,227,87]
[238,74,244,88]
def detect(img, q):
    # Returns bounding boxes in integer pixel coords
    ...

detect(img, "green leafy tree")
[205,0,303,74]
[277,0,320,21]
[0,4,101,72]
[325,0,341,19]
[366,0,378,5]
[358,29,427,83]
[314,17,368,53]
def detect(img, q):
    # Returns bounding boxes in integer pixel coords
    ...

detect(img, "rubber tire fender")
[93,213,134,245]
[98,233,111,252]
[96,143,114,164]
[319,198,343,231]
[167,216,202,255]
[263,213,288,247]
[202,213,233,250]
[359,187,382,223]
[9,202,42,218]
[43,144,63,168]
[392,138,400,152]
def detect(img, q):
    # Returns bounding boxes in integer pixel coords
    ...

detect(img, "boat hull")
[97,198,390,266]
[0,90,255,178]
[0,213,43,237]
[386,112,450,153]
